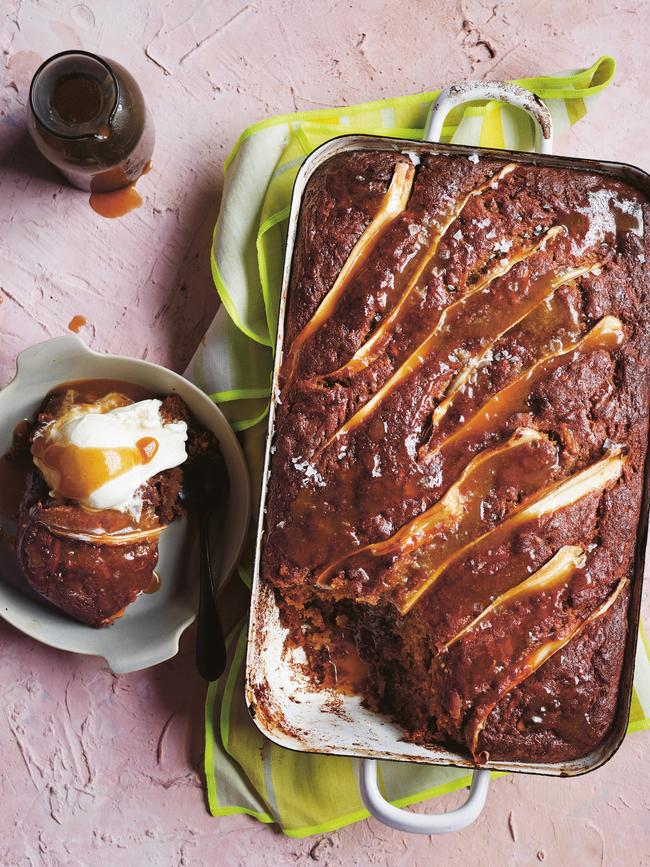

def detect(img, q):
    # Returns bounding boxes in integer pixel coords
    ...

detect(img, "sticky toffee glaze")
[262,151,650,764]
[12,379,218,627]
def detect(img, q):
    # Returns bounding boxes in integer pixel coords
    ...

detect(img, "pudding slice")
[16,384,216,627]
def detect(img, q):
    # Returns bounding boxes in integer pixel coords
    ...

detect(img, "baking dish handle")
[424,80,554,154]
[360,759,489,834]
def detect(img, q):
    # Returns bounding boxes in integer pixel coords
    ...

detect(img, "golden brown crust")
[263,150,650,763]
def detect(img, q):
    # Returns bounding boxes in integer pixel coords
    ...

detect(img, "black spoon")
[180,453,229,681]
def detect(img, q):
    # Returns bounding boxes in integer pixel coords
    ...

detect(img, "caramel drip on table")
[67,315,87,333]
[466,577,628,760]
[282,161,415,386]
[316,428,558,593]
[89,184,143,218]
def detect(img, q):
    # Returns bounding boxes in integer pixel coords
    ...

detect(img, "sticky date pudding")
[15,380,219,627]
[262,150,650,764]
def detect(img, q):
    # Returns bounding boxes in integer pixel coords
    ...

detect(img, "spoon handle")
[196,509,228,681]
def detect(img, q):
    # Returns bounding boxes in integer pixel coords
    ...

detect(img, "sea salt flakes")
[404,433,418,458]
[468,153,480,164]
[591,267,603,276]
[570,189,619,256]
[612,195,644,236]
[493,239,513,254]
[403,151,421,166]
[276,520,286,529]
[533,224,544,235]
[291,456,326,487]
[453,229,463,241]
[485,228,496,240]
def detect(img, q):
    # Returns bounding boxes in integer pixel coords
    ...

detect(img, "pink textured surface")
[1,1,649,864]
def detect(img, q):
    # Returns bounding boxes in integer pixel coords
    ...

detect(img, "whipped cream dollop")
[32,397,188,517]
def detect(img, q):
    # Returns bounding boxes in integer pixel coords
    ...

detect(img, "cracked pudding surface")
[261,149,650,764]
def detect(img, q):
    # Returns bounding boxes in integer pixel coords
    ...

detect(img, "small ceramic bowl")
[0,336,250,673]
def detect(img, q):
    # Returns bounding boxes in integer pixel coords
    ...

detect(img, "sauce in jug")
[28,50,155,194]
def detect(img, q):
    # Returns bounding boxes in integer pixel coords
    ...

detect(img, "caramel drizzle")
[399,447,624,614]
[429,273,591,432]
[38,519,166,546]
[439,545,586,655]
[282,161,415,386]
[467,577,628,759]
[315,427,555,589]
[324,244,596,451]
[430,285,585,441]
[313,163,519,383]
[421,315,624,463]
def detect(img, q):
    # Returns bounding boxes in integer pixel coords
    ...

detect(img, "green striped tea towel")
[186,56,650,838]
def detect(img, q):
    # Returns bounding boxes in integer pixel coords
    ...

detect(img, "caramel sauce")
[52,74,102,124]
[412,451,622,635]
[317,430,558,598]
[136,436,158,463]
[36,504,153,537]
[327,639,369,695]
[326,251,592,449]
[316,628,370,695]
[318,164,519,385]
[67,314,87,333]
[467,578,627,758]
[269,164,646,751]
[89,184,143,218]
[282,316,622,574]
[31,378,160,503]
[283,161,415,386]
[433,286,585,445]
[144,571,161,594]
[423,316,623,470]
[32,440,143,501]
[431,548,589,757]
[611,203,642,240]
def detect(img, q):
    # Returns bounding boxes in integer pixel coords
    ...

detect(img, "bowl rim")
[0,335,251,673]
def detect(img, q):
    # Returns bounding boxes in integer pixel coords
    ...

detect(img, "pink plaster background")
[1,1,650,864]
